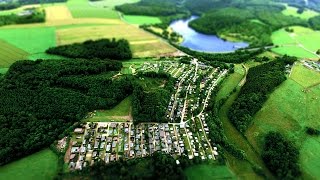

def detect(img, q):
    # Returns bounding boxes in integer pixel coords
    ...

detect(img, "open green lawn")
[290,63,320,87]
[0,149,58,180]
[86,96,132,122]
[216,64,244,103]
[67,0,138,19]
[271,26,320,59]
[246,63,320,178]
[123,15,161,25]
[184,164,236,180]
[0,27,56,54]
[282,5,318,20]
[0,40,29,68]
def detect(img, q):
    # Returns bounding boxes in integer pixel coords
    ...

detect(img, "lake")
[169,16,249,53]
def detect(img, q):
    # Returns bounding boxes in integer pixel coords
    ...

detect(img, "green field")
[67,0,138,19]
[86,96,132,122]
[246,63,320,179]
[290,63,320,87]
[0,27,56,54]
[282,5,318,20]
[184,164,236,180]
[123,15,162,25]
[271,26,320,59]
[0,149,58,180]
[0,40,29,68]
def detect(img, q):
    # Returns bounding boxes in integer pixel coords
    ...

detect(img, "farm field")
[45,5,73,22]
[56,25,177,57]
[0,27,56,54]
[0,40,29,68]
[271,26,320,59]
[123,15,162,25]
[290,63,320,87]
[282,5,318,20]
[67,0,138,19]
[0,149,58,180]
[246,63,320,179]
[184,164,236,180]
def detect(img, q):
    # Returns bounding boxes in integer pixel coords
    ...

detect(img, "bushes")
[0,8,45,26]
[228,59,288,133]
[46,39,132,60]
[306,127,320,136]
[262,132,301,179]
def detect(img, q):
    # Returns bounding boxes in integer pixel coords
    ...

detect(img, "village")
[66,59,228,171]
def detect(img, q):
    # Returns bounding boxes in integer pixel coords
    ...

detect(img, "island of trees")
[46,39,132,60]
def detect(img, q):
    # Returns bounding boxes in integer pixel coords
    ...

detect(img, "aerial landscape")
[0,0,319,179]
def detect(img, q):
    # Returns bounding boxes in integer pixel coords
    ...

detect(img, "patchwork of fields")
[246,63,320,179]
[272,26,320,59]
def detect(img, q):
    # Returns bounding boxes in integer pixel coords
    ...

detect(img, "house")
[71,147,79,154]
[74,128,84,134]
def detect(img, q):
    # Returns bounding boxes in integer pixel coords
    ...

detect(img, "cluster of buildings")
[303,60,320,72]
[66,60,227,171]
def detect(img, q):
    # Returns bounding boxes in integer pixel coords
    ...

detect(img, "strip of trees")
[0,59,133,165]
[46,39,132,60]
[262,132,301,179]
[0,8,45,26]
[228,56,297,133]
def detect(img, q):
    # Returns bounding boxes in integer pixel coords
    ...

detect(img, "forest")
[132,72,175,124]
[46,39,132,60]
[61,152,185,179]
[228,56,297,133]
[0,8,45,26]
[262,132,301,179]
[0,59,133,165]
[115,0,184,16]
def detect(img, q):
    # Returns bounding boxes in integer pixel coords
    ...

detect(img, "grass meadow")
[282,5,318,20]
[246,63,320,179]
[0,40,29,68]
[0,149,58,180]
[67,0,138,19]
[272,26,320,59]
[184,164,236,180]
[123,15,162,25]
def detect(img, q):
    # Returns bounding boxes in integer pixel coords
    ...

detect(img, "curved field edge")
[0,149,59,180]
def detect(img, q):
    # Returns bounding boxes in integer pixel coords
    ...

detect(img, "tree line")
[0,59,133,165]
[60,152,185,179]
[0,0,66,10]
[46,39,132,60]
[0,8,45,26]
[228,56,297,133]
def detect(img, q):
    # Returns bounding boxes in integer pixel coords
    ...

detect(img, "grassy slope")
[184,164,236,180]
[86,96,132,122]
[272,26,320,59]
[246,63,320,179]
[282,5,318,20]
[123,15,162,25]
[0,149,58,180]
[0,40,29,68]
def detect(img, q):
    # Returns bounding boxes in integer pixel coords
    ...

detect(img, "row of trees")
[0,8,45,26]
[228,56,297,133]
[0,59,133,165]
[61,152,185,179]
[0,0,66,10]
[262,132,301,179]
[46,39,132,60]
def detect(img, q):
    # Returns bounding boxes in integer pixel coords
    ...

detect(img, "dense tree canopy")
[46,39,132,60]
[262,132,301,179]
[0,59,134,165]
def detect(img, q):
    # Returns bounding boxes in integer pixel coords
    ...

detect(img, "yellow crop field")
[56,24,177,57]
[45,5,73,22]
